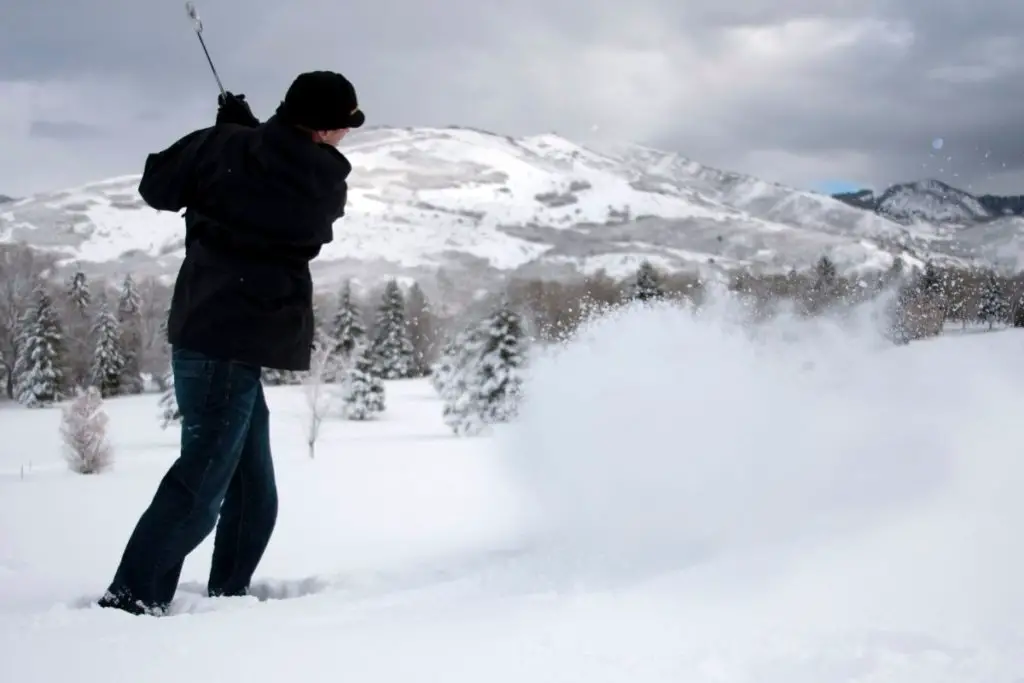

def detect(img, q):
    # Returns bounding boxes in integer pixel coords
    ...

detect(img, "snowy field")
[3,296,1024,681]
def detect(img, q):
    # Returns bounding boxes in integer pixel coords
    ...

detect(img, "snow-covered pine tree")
[67,270,91,314]
[13,284,68,407]
[405,282,436,376]
[438,304,528,435]
[117,274,145,395]
[91,298,126,398]
[627,260,665,302]
[157,362,180,429]
[803,254,844,314]
[472,304,527,424]
[978,272,1009,329]
[339,345,386,420]
[329,279,365,366]
[65,269,93,389]
[429,334,463,394]
[368,279,415,379]
[60,385,113,474]
[117,274,142,315]
[437,327,486,436]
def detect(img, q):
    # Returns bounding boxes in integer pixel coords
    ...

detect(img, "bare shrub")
[59,386,113,474]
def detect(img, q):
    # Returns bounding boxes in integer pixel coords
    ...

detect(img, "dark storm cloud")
[1,0,1021,194]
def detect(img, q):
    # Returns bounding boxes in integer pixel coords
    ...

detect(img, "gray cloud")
[0,0,1021,196]
[29,120,104,140]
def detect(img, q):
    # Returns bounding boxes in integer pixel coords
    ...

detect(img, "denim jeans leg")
[208,383,279,598]
[101,347,262,614]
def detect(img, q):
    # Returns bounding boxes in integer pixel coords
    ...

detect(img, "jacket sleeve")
[137,128,214,212]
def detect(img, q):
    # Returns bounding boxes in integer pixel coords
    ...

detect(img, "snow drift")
[499,291,1024,635]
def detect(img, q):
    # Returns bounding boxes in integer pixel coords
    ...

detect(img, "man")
[98,71,364,616]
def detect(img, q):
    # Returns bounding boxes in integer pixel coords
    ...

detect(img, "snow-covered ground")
[3,296,1024,681]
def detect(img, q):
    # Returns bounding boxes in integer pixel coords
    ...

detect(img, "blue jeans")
[100,347,278,615]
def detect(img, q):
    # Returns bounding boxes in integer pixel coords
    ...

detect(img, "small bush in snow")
[60,386,113,474]
[303,333,345,458]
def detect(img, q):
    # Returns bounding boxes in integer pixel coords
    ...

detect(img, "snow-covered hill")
[835,179,992,225]
[0,126,1011,291]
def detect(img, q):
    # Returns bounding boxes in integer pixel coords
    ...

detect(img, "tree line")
[497,256,1024,345]
[0,245,167,406]
[28,244,1024,478]
[6,236,1024,422]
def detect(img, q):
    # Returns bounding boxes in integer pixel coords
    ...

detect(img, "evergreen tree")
[91,298,125,398]
[118,274,142,316]
[157,362,180,429]
[330,280,365,362]
[918,260,943,296]
[13,285,67,407]
[435,304,529,436]
[814,255,837,284]
[65,270,93,389]
[117,274,145,395]
[430,334,464,394]
[368,279,415,379]
[978,272,1009,329]
[1014,294,1024,328]
[437,332,486,436]
[472,305,527,424]
[803,254,843,313]
[627,260,664,302]
[405,282,436,376]
[67,270,91,314]
[339,345,386,420]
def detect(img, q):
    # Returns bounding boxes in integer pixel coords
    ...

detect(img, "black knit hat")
[275,71,365,131]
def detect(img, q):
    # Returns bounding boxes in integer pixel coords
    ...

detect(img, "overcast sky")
[1,0,1022,198]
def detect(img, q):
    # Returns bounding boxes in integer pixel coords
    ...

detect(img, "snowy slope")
[3,296,1024,680]
[0,127,995,291]
[589,141,910,242]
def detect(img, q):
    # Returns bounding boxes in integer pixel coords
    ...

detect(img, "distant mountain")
[976,193,1024,218]
[0,195,13,204]
[2,127,1022,294]
[834,179,1024,225]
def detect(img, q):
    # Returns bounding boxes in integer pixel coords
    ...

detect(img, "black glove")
[216,92,260,127]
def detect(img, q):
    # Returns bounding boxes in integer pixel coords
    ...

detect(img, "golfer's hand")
[216,92,260,127]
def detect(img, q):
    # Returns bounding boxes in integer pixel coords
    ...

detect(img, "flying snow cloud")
[498,291,1024,634]
[1,0,1023,195]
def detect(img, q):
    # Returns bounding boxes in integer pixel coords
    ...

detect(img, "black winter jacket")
[138,115,352,371]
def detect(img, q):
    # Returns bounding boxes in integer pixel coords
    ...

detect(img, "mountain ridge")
[2,126,1022,295]
[833,179,1024,224]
